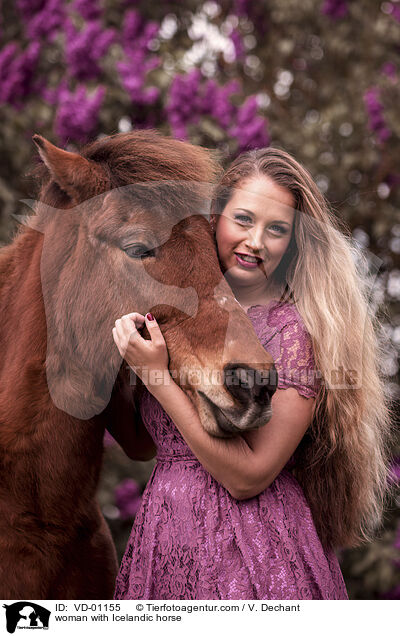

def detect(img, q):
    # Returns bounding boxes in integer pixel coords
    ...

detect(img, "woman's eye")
[269,225,287,235]
[124,244,155,259]
[234,214,252,224]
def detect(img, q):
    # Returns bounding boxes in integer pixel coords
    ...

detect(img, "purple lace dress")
[114,301,348,600]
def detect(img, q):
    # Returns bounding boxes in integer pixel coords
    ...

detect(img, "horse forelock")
[81,130,220,189]
[30,131,219,235]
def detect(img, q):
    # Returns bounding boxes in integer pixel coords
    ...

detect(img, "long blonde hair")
[212,147,396,550]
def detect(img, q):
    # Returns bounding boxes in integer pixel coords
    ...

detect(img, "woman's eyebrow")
[234,208,292,226]
[234,208,255,216]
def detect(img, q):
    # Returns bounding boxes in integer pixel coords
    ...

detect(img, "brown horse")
[0,130,276,599]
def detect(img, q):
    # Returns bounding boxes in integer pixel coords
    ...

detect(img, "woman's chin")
[224,265,267,285]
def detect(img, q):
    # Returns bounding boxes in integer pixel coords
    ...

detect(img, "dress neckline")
[244,299,282,313]
[239,282,294,314]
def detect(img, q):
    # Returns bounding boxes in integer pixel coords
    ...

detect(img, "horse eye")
[124,244,155,259]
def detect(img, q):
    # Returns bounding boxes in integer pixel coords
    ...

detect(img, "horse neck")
[0,227,46,354]
[0,228,105,449]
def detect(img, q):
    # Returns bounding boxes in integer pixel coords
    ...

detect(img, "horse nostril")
[223,363,278,406]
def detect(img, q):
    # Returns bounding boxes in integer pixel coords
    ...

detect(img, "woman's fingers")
[112,312,169,379]
[113,318,140,360]
[145,313,165,347]
[119,315,142,342]
[112,326,126,358]
[113,310,165,350]
[123,312,146,329]
[114,312,165,349]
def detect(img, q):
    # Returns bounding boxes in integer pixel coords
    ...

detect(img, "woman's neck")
[229,278,285,310]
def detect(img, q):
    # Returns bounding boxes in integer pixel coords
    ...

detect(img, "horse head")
[26,130,276,437]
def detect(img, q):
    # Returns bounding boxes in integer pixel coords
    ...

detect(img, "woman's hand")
[112,312,170,387]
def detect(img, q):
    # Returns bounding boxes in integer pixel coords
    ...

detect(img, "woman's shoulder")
[248,300,320,399]
[248,299,314,357]
[247,299,304,332]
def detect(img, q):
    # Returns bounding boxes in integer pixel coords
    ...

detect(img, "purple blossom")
[233,0,252,17]
[122,10,159,54]
[363,87,391,144]
[321,0,349,19]
[21,0,65,41]
[236,94,258,124]
[382,62,397,79]
[230,28,245,61]
[0,43,19,87]
[385,2,400,22]
[116,10,160,106]
[54,84,105,144]
[114,479,142,519]
[230,95,270,152]
[166,71,240,139]
[232,0,269,34]
[121,0,142,8]
[72,0,103,21]
[117,55,160,105]
[210,79,240,127]
[389,457,400,484]
[16,0,46,20]
[41,78,68,106]
[0,41,41,107]
[166,70,268,151]
[64,19,115,81]
[166,70,203,139]
[121,8,142,44]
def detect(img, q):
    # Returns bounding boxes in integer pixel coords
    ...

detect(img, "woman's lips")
[234,253,263,269]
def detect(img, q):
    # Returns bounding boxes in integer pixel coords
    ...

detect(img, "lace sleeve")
[274,318,321,399]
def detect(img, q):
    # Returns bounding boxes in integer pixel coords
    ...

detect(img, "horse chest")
[0,415,104,523]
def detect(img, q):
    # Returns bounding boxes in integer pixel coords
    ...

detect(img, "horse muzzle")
[196,363,278,437]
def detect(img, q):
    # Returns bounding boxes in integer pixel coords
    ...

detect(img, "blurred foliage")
[1,0,399,599]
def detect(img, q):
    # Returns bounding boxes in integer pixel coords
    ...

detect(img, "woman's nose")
[245,227,264,252]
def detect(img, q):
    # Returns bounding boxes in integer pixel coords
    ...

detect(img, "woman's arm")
[106,405,157,462]
[98,367,156,461]
[112,312,314,498]
[149,373,313,498]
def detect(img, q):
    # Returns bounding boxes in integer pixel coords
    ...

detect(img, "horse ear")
[32,135,109,200]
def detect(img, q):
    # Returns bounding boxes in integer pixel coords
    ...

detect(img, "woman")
[112,147,394,599]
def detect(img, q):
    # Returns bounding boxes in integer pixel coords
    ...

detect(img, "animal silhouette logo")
[3,602,50,633]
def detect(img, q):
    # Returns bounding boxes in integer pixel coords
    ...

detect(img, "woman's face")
[214,175,295,289]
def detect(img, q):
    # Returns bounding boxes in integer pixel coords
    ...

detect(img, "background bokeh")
[0,0,399,599]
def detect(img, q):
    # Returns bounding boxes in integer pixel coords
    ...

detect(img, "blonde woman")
[112,147,394,600]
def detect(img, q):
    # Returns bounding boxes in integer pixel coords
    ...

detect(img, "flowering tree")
[0,0,399,598]
[1,1,399,247]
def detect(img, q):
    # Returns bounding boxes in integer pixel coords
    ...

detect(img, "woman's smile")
[234,252,264,269]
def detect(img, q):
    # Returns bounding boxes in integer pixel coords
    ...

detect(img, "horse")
[0,130,277,599]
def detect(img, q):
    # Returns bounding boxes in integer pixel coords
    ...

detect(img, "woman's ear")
[209,212,218,232]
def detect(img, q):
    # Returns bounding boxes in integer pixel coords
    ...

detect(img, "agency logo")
[3,602,50,633]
